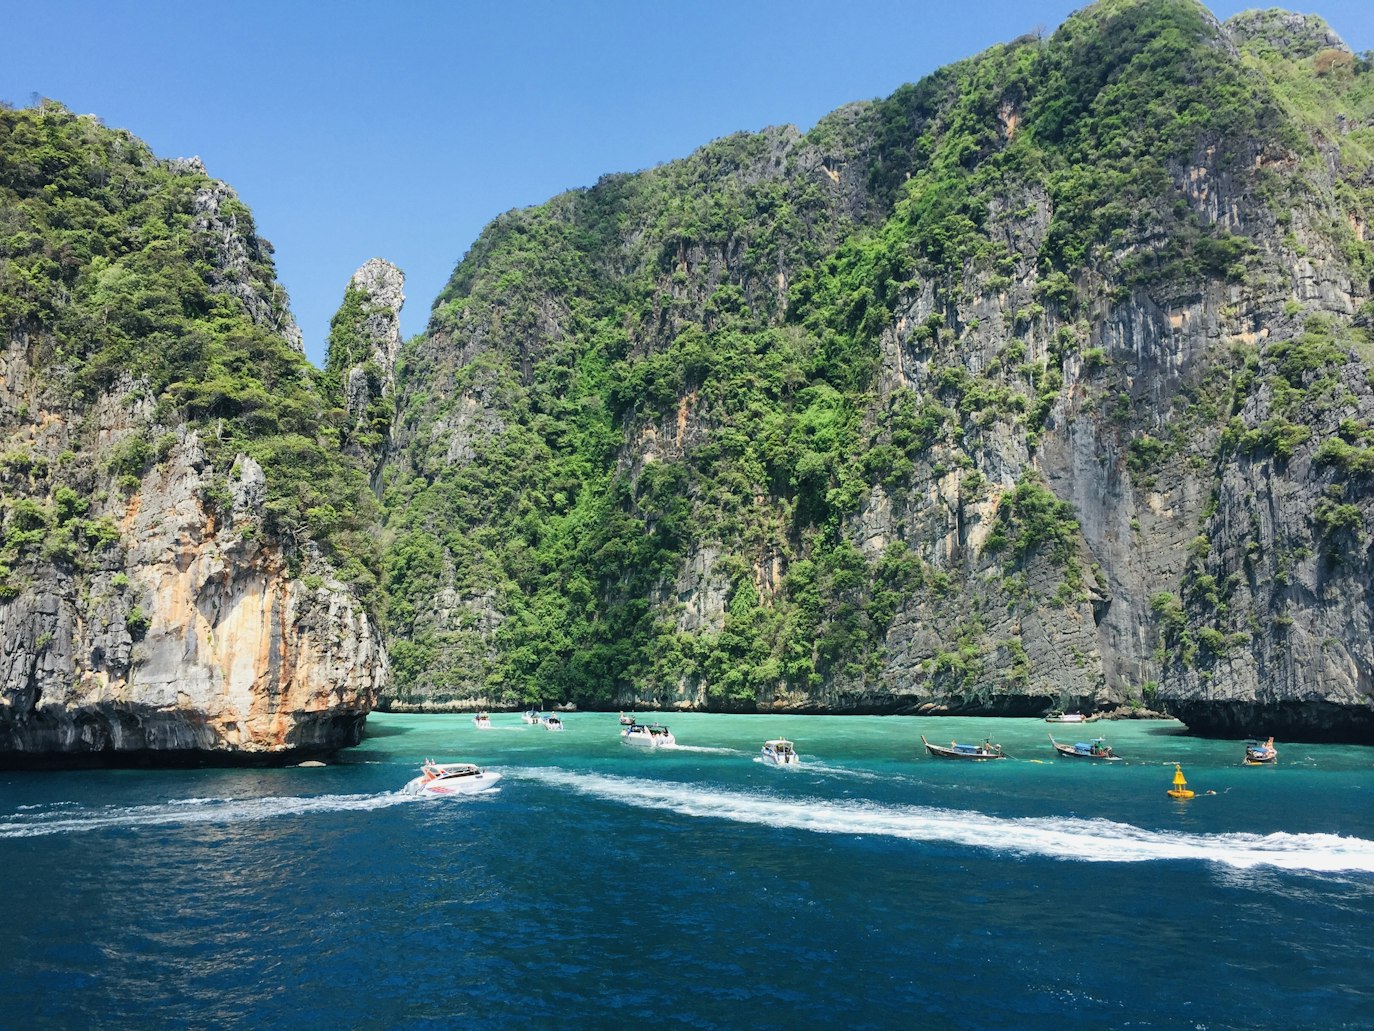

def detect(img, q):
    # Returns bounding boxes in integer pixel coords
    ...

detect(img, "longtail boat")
[1243,737,1277,765]
[921,735,1007,761]
[1049,734,1123,761]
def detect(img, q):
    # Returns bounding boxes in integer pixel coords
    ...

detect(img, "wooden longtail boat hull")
[920,735,1007,760]
[1048,734,1123,761]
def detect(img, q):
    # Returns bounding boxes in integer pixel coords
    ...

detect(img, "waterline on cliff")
[513,767,1374,874]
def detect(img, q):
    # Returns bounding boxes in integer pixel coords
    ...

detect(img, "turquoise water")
[2,713,1372,1029]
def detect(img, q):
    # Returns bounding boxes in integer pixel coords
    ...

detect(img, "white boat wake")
[513,768,1374,874]
[0,791,417,839]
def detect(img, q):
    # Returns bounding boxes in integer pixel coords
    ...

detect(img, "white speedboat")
[402,760,501,797]
[618,712,636,726]
[473,712,492,729]
[521,709,542,724]
[761,738,799,765]
[621,722,674,746]
[1044,710,1088,724]
[543,715,565,731]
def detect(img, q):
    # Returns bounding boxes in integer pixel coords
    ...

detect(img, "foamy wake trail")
[516,768,1374,874]
[0,791,415,839]
[665,744,742,755]
[798,762,890,782]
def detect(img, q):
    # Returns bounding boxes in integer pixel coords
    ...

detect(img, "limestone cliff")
[376,0,1374,742]
[0,105,386,764]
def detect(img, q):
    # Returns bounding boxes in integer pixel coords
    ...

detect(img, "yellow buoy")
[1167,763,1195,800]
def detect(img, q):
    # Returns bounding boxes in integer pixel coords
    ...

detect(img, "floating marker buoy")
[1167,763,1195,800]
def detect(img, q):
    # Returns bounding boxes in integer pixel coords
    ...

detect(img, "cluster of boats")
[406,710,1280,798]
[918,734,1125,761]
[407,714,809,794]
[920,730,1277,766]
[474,710,563,730]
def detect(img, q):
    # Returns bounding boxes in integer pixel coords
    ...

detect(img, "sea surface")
[2,713,1372,1030]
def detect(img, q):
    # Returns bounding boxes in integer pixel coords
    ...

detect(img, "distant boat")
[473,712,492,729]
[619,712,636,726]
[542,715,565,732]
[1167,763,1195,800]
[402,760,501,797]
[521,709,542,724]
[622,722,674,746]
[761,738,799,766]
[1045,710,1088,724]
[1049,734,1122,761]
[1244,737,1277,765]
[921,735,1007,761]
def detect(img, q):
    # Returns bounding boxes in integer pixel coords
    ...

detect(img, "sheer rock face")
[0,341,386,763]
[0,106,388,765]
[0,411,384,761]
[376,1,1374,740]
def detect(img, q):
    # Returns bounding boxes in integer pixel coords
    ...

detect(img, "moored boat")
[402,760,502,797]
[622,722,674,746]
[619,712,636,726]
[1045,710,1088,724]
[521,709,542,724]
[761,738,799,766]
[1244,737,1277,765]
[920,735,1007,761]
[1049,734,1122,761]
[473,712,492,729]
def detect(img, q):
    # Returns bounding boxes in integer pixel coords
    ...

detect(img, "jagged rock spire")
[329,258,405,420]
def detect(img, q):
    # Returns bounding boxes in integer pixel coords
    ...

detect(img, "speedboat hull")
[761,739,799,765]
[402,764,501,797]
[622,725,674,746]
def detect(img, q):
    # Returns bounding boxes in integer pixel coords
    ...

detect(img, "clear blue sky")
[4,0,1372,366]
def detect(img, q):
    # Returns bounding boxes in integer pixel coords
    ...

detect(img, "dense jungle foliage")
[0,102,381,603]
[379,0,1374,708]
[5,0,1373,713]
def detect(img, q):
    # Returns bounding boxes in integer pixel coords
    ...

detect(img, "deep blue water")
[2,713,1372,1030]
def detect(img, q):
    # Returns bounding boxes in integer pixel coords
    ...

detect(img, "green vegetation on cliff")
[379,0,1374,711]
[9,0,1374,731]
[0,102,381,603]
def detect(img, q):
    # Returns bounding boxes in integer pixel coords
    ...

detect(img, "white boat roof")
[428,761,480,774]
